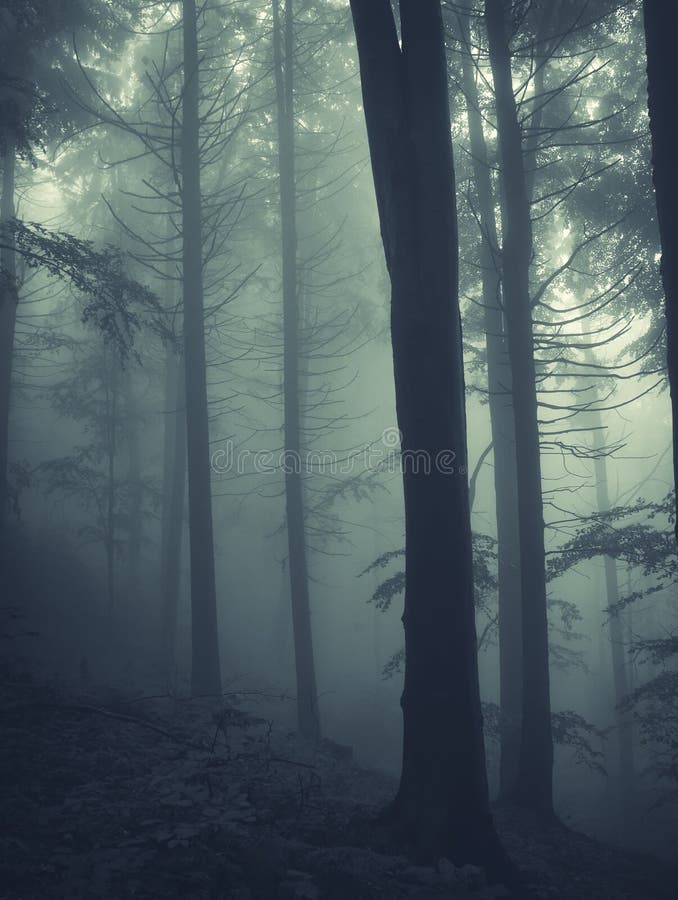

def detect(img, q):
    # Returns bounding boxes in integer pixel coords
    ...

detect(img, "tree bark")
[272,0,320,741]
[643,0,678,541]
[350,0,505,869]
[594,473,636,823]
[160,343,187,684]
[587,388,636,821]
[181,0,222,697]
[485,0,553,815]
[458,3,522,803]
[0,131,17,534]
[104,348,118,621]
[124,370,142,618]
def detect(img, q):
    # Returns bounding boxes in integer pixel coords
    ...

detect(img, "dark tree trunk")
[643,0,678,539]
[0,131,17,533]
[160,343,187,684]
[104,350,118,621]
[181,0,221,697]
[350,0,505,869]
[124,371,142,618]
[485,0,553,816]
[272,0,320,741]
[458,5,522,803]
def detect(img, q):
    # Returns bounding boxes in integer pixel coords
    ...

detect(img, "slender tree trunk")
[458,4,522,802]
[124,370,142,616]
[159,218,185,683]
[104,350,118,621]
[181,0,221,696]
[272,0,320,741]
[160,343,187,683]
[111,174,142,622]
[643,0,678,540]
[350,0,506,870]
[485,0,553,816]
[588,412,635,815]
[598,538,636,824]
[0,131,17,533]
[624,596,635,692]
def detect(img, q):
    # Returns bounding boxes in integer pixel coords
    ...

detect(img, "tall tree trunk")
[587,394,635,818]
[124,370,142,617]
[0,131,17,533]
[458,3,522,802]
[623,593,636,691]
[350,0,505,870]
[594,471,636,823]
[181,0,221,696]
[485,0,553,816]
[643,0,678,540]
[104,349,118,621]
[160,343,187,684]
[272,0,320,741]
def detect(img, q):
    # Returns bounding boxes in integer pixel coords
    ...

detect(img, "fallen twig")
[0,701,198,747]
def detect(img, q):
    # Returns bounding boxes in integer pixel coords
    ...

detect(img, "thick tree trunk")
[160,343,187,684]
[485,0,553,815]
[181,0,222,697]
[0,132,17,533]
[272,0,320,741]
[458,5,522,802]
[350,0,505,869]
[643,0,678,540]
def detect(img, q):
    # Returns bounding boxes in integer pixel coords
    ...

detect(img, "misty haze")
[1,1,677,898]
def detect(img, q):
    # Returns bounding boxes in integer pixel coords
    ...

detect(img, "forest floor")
[1,667,676,900]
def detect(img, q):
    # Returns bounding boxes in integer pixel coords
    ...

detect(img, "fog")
[2,1,677,896]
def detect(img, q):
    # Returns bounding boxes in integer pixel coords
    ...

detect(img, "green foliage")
[363,533,497,613]
[4,219,163,357]
[370,531,588,676]
[370,571,405,613]
[621,637,678,797]
[38,344,156,579]
[40,451,124,551]
[547,493,677,615]
[551,709,607,775]
[548,495,676,584]
[549,494,678,797]
[549,643,586,672]
[372,534,500,680]
[359,548,405,577]
[6,459,30,519]
[381,647,404,681]
[0,0,136,159]
[481,700,606,774]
